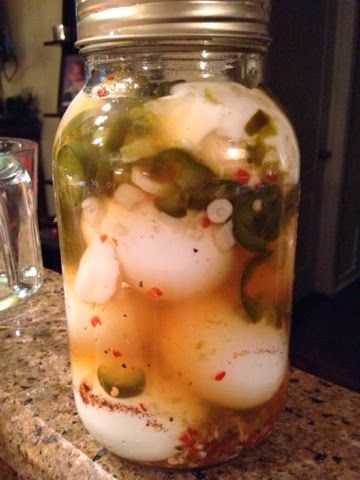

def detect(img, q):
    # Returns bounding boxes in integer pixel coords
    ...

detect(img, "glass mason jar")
[53,0,299,469]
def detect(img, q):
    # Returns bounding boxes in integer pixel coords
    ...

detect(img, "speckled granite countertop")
[0,270,358,480]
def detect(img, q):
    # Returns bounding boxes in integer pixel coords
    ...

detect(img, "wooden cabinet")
[334,13,360,289]
[268,0,359,298]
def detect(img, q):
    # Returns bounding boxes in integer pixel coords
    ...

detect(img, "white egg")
[159,295,288,410]
[74,236,121,304]
[65,284,153,362]
[92,199,233,301]
[74,362,211,463]
[74,389,183,462]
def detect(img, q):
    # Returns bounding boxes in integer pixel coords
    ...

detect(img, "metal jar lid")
[76,0,271,51]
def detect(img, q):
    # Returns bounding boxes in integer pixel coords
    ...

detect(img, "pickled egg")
[74,390,183,462]
[160,295,288,410]
[82,199,233,301]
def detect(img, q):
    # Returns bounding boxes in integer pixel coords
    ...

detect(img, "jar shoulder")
[55,81,299,183]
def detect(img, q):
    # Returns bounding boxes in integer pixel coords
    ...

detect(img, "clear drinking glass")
[0,138,39,198]
[0,145,43,312]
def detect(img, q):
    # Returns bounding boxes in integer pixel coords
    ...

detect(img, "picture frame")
[59,54,85,111]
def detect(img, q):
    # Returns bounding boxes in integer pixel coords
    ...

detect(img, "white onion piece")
[206,199,233,224]
[131,166,163,195]
[81,197,104,228]
[75,236,120,304]
[114,183,146,210]
[212,220,236,252]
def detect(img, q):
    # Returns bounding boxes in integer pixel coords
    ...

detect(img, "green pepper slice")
[150,148,214,193]
[97,364,146,398]
[95,157,114,194]
[245,109,277,137]
[284,184,299,220]
[56,144,87,209]
[58,205,86,268]
[233,183,283,252]
[137,148,213,217]
[104,115,132,153]
[154,187,189,218]
[58,109,98,146]
[189,180,242,210]
[245,109,270,136]
[240,252,282,328]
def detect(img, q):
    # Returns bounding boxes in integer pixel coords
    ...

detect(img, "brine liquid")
[54,81,299,468]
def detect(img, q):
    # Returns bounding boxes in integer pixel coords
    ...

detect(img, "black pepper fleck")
[314,452,327,462]
[289,377,299,383]
[310,397,325,404]
[92,447,108,462]
[332,455,342,464]
[193,248,199,253]
[43,434,58,444]
[194,472,206,480]
[122,363,127,368]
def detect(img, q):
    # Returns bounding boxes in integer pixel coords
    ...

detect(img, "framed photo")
[59,54,85,110]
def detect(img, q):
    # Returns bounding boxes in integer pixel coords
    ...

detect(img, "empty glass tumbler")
[53,0,299,468]
[0,140,43,311]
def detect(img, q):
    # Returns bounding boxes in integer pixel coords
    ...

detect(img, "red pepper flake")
[91,316,102,328]
[97,86,108,97]
[234,168,250,184]
[147,287,163,299]
[179,427,199,446]
[180,432,191,444]
[112,237,118,246]
[107,75,114,81]
[83,381,91,392]
[201,216,211,228]
[214,371,226,381]
[139,280,143,288]
[265,171,279,182]
[187,427,199,437]
[112,350,122,358]
[139,402,147,412]
[100,234,108,243]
